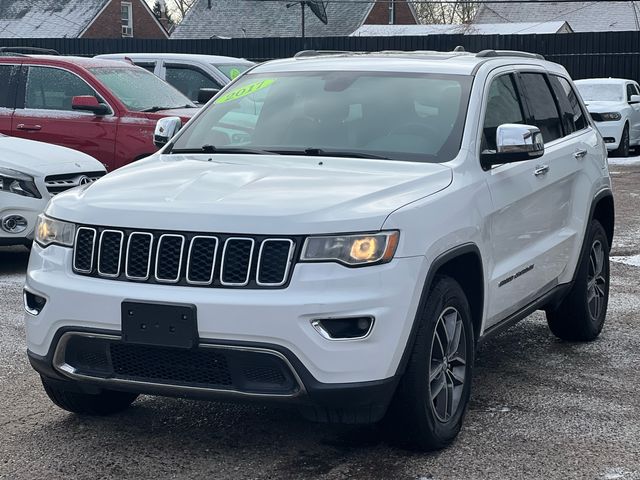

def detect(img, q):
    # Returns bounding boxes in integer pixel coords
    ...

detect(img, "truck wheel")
[41,377,138,415]
[384,275,474,450]
[613,124,630,157]
[546,220,610,341]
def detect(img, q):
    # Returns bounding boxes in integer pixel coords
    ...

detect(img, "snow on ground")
[611,254,640,267]
[608,156,640,166]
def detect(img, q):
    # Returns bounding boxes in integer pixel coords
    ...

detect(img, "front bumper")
[25,243,426,397]
[593,120,625,150]
[0,195,46,245]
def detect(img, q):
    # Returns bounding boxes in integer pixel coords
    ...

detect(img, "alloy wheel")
[587,239,607,321]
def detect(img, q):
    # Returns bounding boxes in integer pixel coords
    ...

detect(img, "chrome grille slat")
[72,227,295,289]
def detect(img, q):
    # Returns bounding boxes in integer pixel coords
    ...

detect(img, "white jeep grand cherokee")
[25,50,614,450]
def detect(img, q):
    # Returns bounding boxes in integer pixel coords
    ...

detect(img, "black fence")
[2,31,640,80]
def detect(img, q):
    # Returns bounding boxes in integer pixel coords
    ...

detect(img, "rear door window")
[550,76,588,133]
[0,64,18,108]
[519,73,563,143]
[482,74,526,152]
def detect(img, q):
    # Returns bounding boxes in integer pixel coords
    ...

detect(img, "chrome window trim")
[125,232,154,281]
[52,331,305,398]
[256,238,295,287]
[72,227,96,273]
[154,233,185,283]
[220,237,254,287]
[97,229,124,277]
[186,235,219,285]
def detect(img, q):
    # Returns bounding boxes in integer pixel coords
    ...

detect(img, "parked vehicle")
[95,53,254,104]
[575,78,640,157]
[0,134,105,247]
[25,50,614,451]
[0,54,198,171]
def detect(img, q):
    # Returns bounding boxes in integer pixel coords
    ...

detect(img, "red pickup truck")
[0,54,198,171]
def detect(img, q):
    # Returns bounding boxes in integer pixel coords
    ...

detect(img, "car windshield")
[171,71,472,163]
[215,64,252,80]
[89,66,196,112]
[576,83,624,102]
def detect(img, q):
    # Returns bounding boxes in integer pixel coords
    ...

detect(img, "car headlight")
[35,214,75,248]
[599,112,622,121]
[301,231,399,266]
[0,167,41,198]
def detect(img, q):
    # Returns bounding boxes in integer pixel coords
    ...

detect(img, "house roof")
[351,21,573,36]
[0,0,110,38]
[473,1,640,32]
[172,0,378,38]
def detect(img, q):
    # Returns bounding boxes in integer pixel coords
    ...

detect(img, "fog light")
[311,316,374,340]
[1,215,28,234]
[24,290,46,316]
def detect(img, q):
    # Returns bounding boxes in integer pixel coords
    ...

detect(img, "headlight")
[599,112,622,121]
[0,167,41,198]
[35,214,75,248]
[301,231,399,266]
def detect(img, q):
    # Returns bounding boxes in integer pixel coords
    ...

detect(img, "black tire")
[546,220,610,341]
[41,377,138,415]
[384,275,475,451]
[613,124,630,157]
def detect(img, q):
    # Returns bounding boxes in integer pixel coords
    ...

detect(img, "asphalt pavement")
[1,160,639,480]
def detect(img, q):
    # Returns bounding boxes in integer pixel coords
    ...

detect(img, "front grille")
[59,335,300,395]
[44,171,105,196]
[72,225,298,289]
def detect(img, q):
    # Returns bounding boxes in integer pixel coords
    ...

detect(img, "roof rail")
[476,49,545,60]
[0,46,60,56]
[294,50,356,58]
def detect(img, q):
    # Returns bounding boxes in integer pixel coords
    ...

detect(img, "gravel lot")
[1,160,639,480]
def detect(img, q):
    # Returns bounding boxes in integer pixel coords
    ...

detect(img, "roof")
[251,50,565,77]
[0,0,109,38]
[351,21,572,36]
[172,0,376,38]
[0,54,144,69]
[95,53,254,65]
[574,78,633,84]
[473,1,640,32]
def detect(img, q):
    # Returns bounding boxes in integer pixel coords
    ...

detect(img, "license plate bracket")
[121,300,197,349]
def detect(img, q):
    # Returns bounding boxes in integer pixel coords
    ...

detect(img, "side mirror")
[198,87,220,104]
[481,124,544,169]
[630,94,640,104]
[154,116,182,148]
[71,96,109,115]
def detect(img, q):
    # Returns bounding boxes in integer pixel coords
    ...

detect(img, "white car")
[25,50,613,451]
[95,53,254,104]
[574,78,640,157]
[0,135,105,247]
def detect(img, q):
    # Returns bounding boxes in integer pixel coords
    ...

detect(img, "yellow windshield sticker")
[214,79,274,104]
[229,68,241,80]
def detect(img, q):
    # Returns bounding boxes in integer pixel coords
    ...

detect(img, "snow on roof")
[0,0,109,38]
[351,21,572,37]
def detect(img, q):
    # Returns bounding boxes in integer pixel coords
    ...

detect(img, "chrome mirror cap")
[153,116,182,148]
[496,123,544,155]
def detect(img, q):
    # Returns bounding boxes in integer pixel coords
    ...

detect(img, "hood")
[583,101,628,113]
[0,135,105,177]
[48,154,453,235]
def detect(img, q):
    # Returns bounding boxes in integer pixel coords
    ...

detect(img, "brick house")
[172,0,419,39]
[0,0,168,39]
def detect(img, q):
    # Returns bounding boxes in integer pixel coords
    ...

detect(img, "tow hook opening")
[24,290,47,316]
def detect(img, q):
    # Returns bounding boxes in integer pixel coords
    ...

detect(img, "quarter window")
[24,67,100,112]
[551,76,587,133]
[482,74,525,152]
[520,73,563,143]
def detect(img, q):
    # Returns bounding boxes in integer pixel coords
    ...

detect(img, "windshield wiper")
[141,104,196,112]
[170,145,276,155]
[273,147,390,160]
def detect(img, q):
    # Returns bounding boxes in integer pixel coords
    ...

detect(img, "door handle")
[16,124,42,131]
[534,164,550,176]
[574,149,588,159]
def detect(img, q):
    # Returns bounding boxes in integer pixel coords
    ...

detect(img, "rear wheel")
[546,220,610,341]
[384,275,474,450]
[41,377,138,415]
[613,124,630,157]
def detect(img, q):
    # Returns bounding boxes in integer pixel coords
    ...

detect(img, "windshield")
[172,71,472,163]
[215,64,252,81]
[576,83,624,102]
[89,67,196,112]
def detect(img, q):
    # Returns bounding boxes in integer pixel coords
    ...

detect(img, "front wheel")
[384,275,474,450]
[613,124,630,157]
[546,220,610,341]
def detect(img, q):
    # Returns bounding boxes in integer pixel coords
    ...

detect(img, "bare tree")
[411,0,478,24]
[162,0,198,20]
